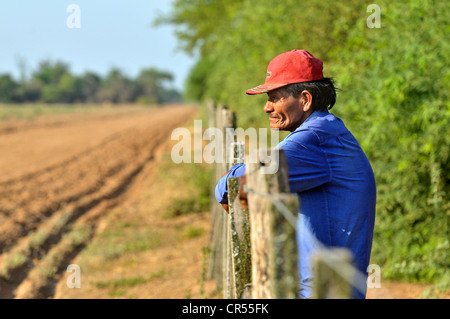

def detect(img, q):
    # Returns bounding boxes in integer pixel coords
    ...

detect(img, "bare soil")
[0,104,216,298]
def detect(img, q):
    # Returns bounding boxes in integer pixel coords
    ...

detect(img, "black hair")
[282,78,339,111]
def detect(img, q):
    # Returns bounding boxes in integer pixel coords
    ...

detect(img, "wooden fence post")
[246,148,300,299]
[206,101,220,281]
[268,193,299,299]
[312,248,354,299]
[206,104,236,294]
[226,142,248,298]
[222,107,236,298]
[227,176,252,299]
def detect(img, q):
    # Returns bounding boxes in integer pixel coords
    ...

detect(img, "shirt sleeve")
[214,163,246,204]
[280,131,332,193]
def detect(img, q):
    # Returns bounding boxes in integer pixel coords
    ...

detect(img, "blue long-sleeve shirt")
[215,110,376,299]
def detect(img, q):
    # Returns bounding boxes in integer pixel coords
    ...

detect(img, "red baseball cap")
[245,50,324,95]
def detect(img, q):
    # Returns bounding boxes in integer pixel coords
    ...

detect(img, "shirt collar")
[304,110,329,123]
[293,110,330,132]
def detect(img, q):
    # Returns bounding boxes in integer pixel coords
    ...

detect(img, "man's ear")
[300,90,312,112]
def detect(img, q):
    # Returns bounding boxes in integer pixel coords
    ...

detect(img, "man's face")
[264,89,310,132]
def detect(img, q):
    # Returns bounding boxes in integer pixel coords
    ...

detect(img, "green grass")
[91,269,166,289]
[183,226,204,239]
[159,156,212,219]
[11,223,94,288]
[82,221,162,261]
[92,275,148,289]
[0,253,27,279]
[0,103,158,121]
[0,103,97,120]
[0,210,74,280]
[163,198,201,219]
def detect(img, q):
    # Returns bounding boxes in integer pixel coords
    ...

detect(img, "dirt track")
[0,105,197,298]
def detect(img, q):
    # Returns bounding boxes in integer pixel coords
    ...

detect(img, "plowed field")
[0,105,199,298]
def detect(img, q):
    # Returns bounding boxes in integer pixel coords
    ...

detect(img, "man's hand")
[238,174,248,211]
[221,203,230,214]
[220,170,231,213]
[219,173,248,214]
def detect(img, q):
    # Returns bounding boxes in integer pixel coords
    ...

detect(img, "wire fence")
[206,102,369,299]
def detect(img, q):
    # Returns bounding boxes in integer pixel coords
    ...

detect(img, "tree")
[80,71,102,103]
[0,58,180,104]
[157,0,362,123]
[184,57,212,102]
[57,73,83,103]
[154,0,245,56]
[161,0,450,284]
[96,68,136,104]
[135,67,179,104]
[32,60,71,86]
[30,60,83,103]
[0,74,18,103]
[330,0,449,282]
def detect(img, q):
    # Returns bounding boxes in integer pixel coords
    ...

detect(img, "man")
[215,50,376,299]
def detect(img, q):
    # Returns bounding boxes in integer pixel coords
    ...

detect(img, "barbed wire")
[243,183,369,295]
[244,185,298,229]
[224,143,370,295]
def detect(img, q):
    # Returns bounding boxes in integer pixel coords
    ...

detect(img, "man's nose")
[264,101,274,113]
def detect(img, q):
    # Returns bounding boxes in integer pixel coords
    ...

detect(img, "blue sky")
[0,1,196,91]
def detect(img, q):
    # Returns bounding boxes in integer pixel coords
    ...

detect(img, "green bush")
[330,0,449,283]
[161,0,449,285]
